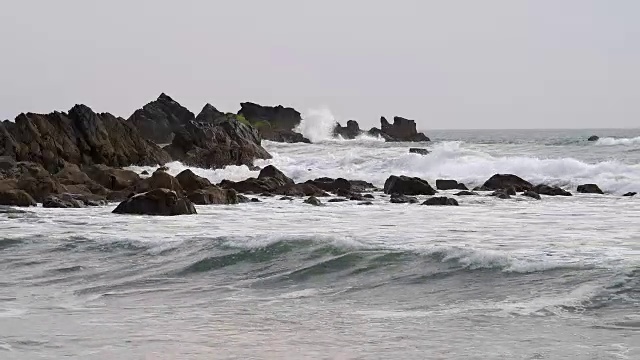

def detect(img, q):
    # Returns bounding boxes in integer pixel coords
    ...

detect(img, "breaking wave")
[595,136,640,146]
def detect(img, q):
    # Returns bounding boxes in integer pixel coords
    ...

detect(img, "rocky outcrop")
[409,148,430,155]
[113,188,196,216]
[588,135,599,142]
[422,197,459,206]
[259,128,310,143]
[623,192,637,197]
[480,174,533,192]
[176,169,212,192]
[187,186,238,205]
[367,128,393,141]
[577,184,604,194]
[0,189,36,207]
[238,102,302,131]
[1,105,170,174]
[379,117,430,142]
[220,166,327,197]
[384,176,436,196]
[436,179,468,191]
[164,114,271,169]
[128,93,195,144]
[333,120,362,139]
[134,170,183,193]
[532,184,572,196]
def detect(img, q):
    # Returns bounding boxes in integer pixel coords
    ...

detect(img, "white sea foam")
[295,108,337,143]
[595,136,640,146]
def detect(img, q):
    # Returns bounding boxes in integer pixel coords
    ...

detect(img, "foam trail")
[596,136,640,146]
[295,108,337,143]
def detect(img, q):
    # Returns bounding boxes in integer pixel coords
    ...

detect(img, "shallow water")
[1,128,639,359]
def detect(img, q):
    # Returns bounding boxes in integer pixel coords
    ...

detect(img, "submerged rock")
[384,175,436,196]
[42,194,85,208]
[454,191,478,196]
[533,184,572,196]
[522,190,541,200]
[0,189,36,207]
[304,196,323,206]
[587,135,599,142]
[577,184,604,194]
[422,197,459,206]
[490,190,511,199]
[113,188,196,216]
[390,194,419,204]
[409,148,430,155]
[623,192,637,197]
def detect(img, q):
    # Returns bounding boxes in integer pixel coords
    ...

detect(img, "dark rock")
[358,201,374,206]
[409,148,430,155]
[112,188,196,216]
[259,128,311,143]
[220,177,282,194]
[436,179,464,191]
[481,174,533,192]
[454,191,478,196]
[237,194,251,203]
[258,165,294,186]
[577,184,604,194]
[384,175,436,196]
[422,197,459,206]
[238,102,302,132]
[0,156,16,171]
[490,191,511,199]
[306,177,351,193]
[251,198,261,203]
[135,170,183,193]
[623,192,637,197]
[366,127,393,141]
[533,184,572,196]
[156,166,169,172]
[304,196,323,206]
[363,194,375,199]
[260,192,275,197]
[15,165,67,202]
[587,135,599,142]
[279,196,294,201]
[0,189,36,207]
[128,93,195,144]
[54,162,108,195]
[187,187,238,205]
[84,164,141,191]
[390,194,419,204]
[522,190,541,200]
[176,169,212,192]
[42,194,85,208]
[379,116,430,142]
[328,198,349,203]
[504,187,516,196]
[163,116,271,169]
[349,193,365,201]
[275,183,328,197]
[141,170,149,175]
[333,120,362,139]
[456,183,469,190]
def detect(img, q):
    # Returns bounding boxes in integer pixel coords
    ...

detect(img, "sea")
[1,121,639,359]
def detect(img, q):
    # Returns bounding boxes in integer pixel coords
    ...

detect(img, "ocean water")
[1,126,640,359]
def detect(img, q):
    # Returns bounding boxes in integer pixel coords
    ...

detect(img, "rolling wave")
[595,136,640,146]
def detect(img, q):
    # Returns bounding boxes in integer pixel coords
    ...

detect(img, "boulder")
[522,190,541,200]
[128,93,195,144]
[304,196,323,206]
[587,135,599,142]
[135,170,183,193]
[16,170,67,202]
[533,184,572,196]
[54,163,108,195]
[333,120,362,139]
[623,192,637,197]
[176,169,212,192]
[490,191,511,199]
[481,174,533,192]
[238,102,302,132]
[422,197,459,206]
[379,116,430,142]
[384,175,436,196]
[306,178,351,193]
[43,194,85,208]
[3,105,170,173]
[259,128,310,143]
[274,183,328,197]
[0,189,36,207]
[83,164,141,191]
[390,194,419,204]
[409,148,430,155]
[577,184,604,194]
[163,116,271,169]
[258,165,294,186]
[112,188,196,216]
[219,178,282,194]
[187,186,238,205]
[279,196,294,201]
[436,179,467,191]
[363,194,375,199]
[454,191,478,196]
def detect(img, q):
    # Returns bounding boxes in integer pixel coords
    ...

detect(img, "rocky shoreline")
[0,94,635,215]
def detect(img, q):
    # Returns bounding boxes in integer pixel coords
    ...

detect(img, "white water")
[596,136,640,146]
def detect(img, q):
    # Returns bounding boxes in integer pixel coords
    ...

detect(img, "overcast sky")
[1,0,638,129]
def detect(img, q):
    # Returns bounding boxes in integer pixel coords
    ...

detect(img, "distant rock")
[422,197,459,206]
[522,190,541,200]
[390,194,419,204]
[128,93,195,144]
[436,179,467,191]
[623,192,637,197]
[384,175,436,196]
[587,135,599,142]
[358,201,374,206]
[0,189,36,207]
[43,194,85,208]
[481,174,533,192]
[259,128,311,143]
[328,198,349,203]
[409,148,430,155]
[577,184,604,194]
[379,116,430,142]
[304,196,323,206]
[454,191,478,196]
[238,102,302,131]
[367,128,393,141]
[113,188,196,216]
[489,190,511,199]
[533,184,572,196]
[333,120,362,139]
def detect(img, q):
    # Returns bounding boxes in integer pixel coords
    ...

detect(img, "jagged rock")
[2,105,170,173]
[384,175,436,196]
[304,196,323,206]
[128,93,195,144]
[422,197,459,206]
[409,148,430,155]
[135,170,183,193]
[390,194,419,204]
[481,174,533,192]
[187,186,238,205]
[113,188,196,216]
[533,184,572,196]
[260,128,311,143]
[163,116,271,169]
[523,190,541,200]
[367,128,393,141]
[84,164,141,191]
[16,168,67,202]
[238,102,302,131]
[333,120,362,139]
[43,194,85,208]
[577,184,604,194]
[258,165,294,186]
[0,189,36,207]
[436,179,467,191]
[588,135,599,142]
[379,116,430,142]
[454,191,478,196]
[623,192,637,197]
[176,169,212,192]
[54,163,108,195]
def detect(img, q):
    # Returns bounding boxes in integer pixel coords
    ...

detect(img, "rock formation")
[128,93,195,144]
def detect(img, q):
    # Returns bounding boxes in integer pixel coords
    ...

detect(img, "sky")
[0,0,638,130]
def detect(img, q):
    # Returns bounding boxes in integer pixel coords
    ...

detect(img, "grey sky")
[1,0,638,129]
